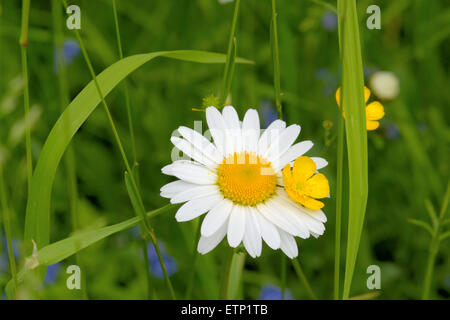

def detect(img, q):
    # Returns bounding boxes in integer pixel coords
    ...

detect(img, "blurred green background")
[0,0,449,299]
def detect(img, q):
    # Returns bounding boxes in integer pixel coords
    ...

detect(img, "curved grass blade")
[6,204,177,298]
[23,50,252,283]
[337,0,369,299]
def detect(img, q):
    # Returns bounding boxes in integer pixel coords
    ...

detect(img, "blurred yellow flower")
[335,86,385,131]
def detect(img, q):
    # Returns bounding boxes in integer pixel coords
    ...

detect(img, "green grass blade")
[225,251,246,299]
[22,50,252,284]
[337,0,369,299]
[407,218,434,236]
[6,204,176,297]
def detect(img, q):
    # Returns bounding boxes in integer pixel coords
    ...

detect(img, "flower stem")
[112,0,137,163]
[422,180,450,299]
[110,0,155,299]
[271,0,282,118]
[185,219,201,299]
[281,253,287,299]
[292,258,317,300]
[334,116,345,299]
[221,249,246,299]
[20,0,32,196]
[51,0,87,299]
[61,0,175,299]
[0,165,17,299]
[219,0,240,107]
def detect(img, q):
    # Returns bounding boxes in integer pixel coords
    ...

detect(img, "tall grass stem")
[61,0,175,299]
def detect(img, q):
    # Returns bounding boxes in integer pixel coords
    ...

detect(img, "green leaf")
[349,291,381,300]
[225,251,246,299]
[6,204,176,297]
[407,218,434,236]
[22,50,252,283]
[424,199,438,228]
[439,231,450,241]
[337,0,369,299]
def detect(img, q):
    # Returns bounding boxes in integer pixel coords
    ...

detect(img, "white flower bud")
[369,71,400,100]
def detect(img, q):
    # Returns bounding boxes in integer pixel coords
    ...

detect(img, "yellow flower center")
[282,156,330,210]
[216,152,277,206]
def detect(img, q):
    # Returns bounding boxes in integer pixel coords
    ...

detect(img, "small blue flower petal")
[53,39,81,72]
[260,99,278,128]
[44,263,62,285]
[322,11,337,31]
[259,284,293,300]
[147,242,178,279]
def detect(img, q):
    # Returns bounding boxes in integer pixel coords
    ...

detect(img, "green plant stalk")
[219,0,240,107]
[111,0,154,299]
[334,116,344,300]
[222,250,246,299]
[292,259,317,300]
[422,180,450,299]
[5,203,178,298]
[61,0,175,299]
[185,219,201,299]
[422,236,439,300]
[281,253,286,299]
[0,165,17,298]
[112,0,137,163]
[307,0,337,13]
[51,0,87,299]
[271,0,282,118]
[20,0,32,196]
[337,0,368,300]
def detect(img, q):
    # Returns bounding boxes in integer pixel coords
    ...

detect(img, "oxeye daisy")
[161,106,329,259]
[335,86,385,131]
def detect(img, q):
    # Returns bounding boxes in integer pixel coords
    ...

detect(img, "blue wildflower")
[385,122,400,140]
[44,263,62,285]
[321,11,337,31]
[315,68,338,97]
[260,99,278,128]
[1,236,19,273]
[259,284,293,300]
[53,39,81,72]
[129,225,141,239]
[147,242,178,279]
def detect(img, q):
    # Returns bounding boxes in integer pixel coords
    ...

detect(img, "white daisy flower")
[161,106,330,259]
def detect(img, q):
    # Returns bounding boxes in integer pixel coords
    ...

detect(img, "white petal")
[162,160,217,185]
[257,200,299,237]
[170,185,219,204]
[241,109,260,153]
[227,205,246,247]
[175,194,222,222]
[197,220,228,255]
[273,141,314,171]
[178,126,222,163]
[171,136,217,169]
[278,228,298,259]
[243,207,262,258]
[311,157,328,170]
[201,198,233,237]
[270,196,311,239]
[264,124,301,163]
[206,106,228,155]
[256,211,280,249]
[276,190,325,236]
[297,206,327,223]
[258,119,286,154]
[222,106,242,153]
[160,180,197,198]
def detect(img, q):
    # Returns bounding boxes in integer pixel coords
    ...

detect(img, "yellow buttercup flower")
[335,86,385,131]
[282,156,330,210]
